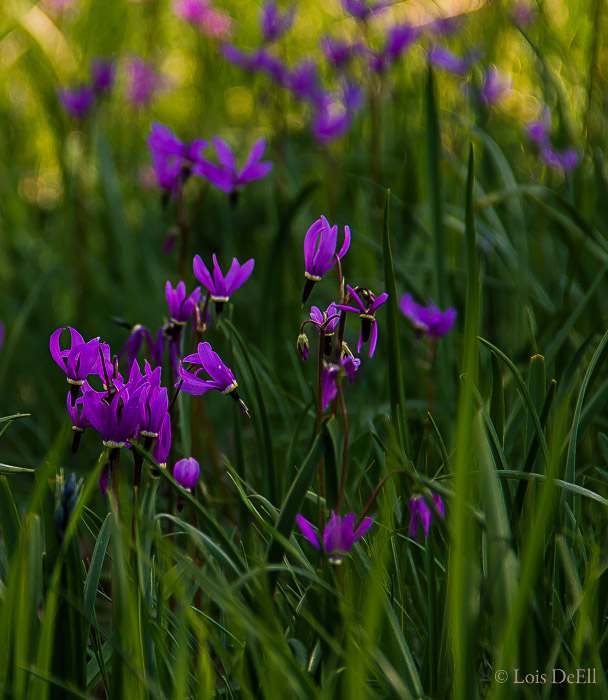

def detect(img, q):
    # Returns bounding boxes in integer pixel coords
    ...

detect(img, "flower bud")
[174,457,200,491]
[297,333,309,360]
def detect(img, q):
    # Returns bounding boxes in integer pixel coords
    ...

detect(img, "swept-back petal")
[226,258,254,294]
[336,225,351,261]
[303,218,325,269]
[370,292,389,314]
[296,514,320,549]
[369,319,378,357]
[240,138,266,172]
[212,136,237,173]
[353,517,373,540]
[212,254,228,298]
[238,161,272,184]
[50,327,68,370]
[193,255,215,293]
[311,217,337,276]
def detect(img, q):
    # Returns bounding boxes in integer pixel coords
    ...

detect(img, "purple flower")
[321,354,360,410]
[222,46,289,85]
[58,85,95,118]
[341,0,390,21]
[296,333,309,360]
[287,60,324,105]
[50,327,101,387]
[118,324,153,373]
[153,413,172,467]
[296,511,373,563]
[322,37,361,69]
[166,281,201,325]
[67,393,90,433]
[139,385,169,438]
[174,457,200,490]
[194,137,272,193]
[193,254,254,314]
[302,215,351,302]
[178,341,238,396]
[126,57,161,106]
[310,302,341,335]
[90,58,115,95]
[408,493,444,541]
[527,119,550,147]
[428,45,470,75]
[399,294,457,338]
[526,114,580,173]
[83,387,140,448]
[336,285,388,357]
[384,23,418,63]
[479,66,509,105]
[261,1,295,42]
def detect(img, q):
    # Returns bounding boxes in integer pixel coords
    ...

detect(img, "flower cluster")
[297,215,387,411]
[527,111,580,173]
[147,123,272,198]
[58,58,115,118]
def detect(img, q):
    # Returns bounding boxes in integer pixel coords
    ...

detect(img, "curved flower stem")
[336,382,350,515]
[356,469,415,528]
[316,328,326,504]
[425,336,438,476]
[110,448,121,516]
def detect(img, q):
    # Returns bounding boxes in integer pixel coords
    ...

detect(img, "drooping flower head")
[178,342,250,415]
[174,457,200,491]
[302,216,351,302]
[296,511,373,563]
[261,1,295,42]
[90,58,115,95]
[341,0,391,21]
[322,37,362,70]
[321,354,360,411]
[83,387,140,448]
[152,413,172,468]
[166,281,201,325]
[336,285,388,357]
[479,65,509,106]
[194,137,272,195]
[311,303,342,356]
[147,122,209,195]
[126,57,161,106]
[428,45,470,75]
[399,294,457,338]
[117,324,153,373]
[287,60,324,105]
[408,493,444,541]
[138,385,169,439]
[67,393,90,453]
[58,85,95,118]
[222,46,289,85]
[193,254,254,316]
[50,328,101,388]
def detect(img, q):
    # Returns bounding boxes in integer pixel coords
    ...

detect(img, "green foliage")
[2,0,608,698]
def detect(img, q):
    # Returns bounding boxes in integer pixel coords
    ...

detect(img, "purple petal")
[212,136,236,173]
[369,319,378,357]
[354,517,373,540]
[296,514,321,549]
[193,255,215,294]
[226,258,254,294]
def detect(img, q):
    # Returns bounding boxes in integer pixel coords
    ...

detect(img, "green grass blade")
[382,189,411,456]
[0,475,22,561]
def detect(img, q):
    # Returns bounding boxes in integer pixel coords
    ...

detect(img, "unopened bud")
[297,333,309,360]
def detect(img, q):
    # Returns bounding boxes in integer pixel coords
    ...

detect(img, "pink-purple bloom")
[153,413,172,467]
[336,285,388,357]
[261,1,295,42]
[126,57,161,106]
[90,58,115,95]
[302,216,351,302]
[399,294,457,338]
[179,342,238,396]
[321,354,360,410]
[428,45,470,75]
[408,493,444,541]
[479,66,509,105]
[526,114,581,173]
[296,511,373,563]
[193,254,254,312]
[173,0,231,38]
[194,137,272,194]
[58,85,95,118]
[83,387,140,448]
[166,281,201,325]
[147,122,209,195]
[50,328,101,387]
[174,457,200,490]
[341,0,390,21]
